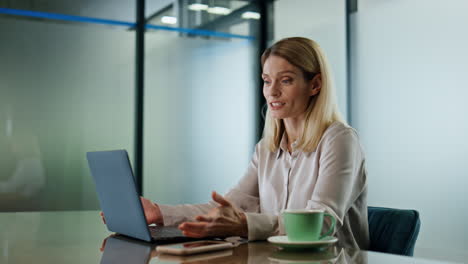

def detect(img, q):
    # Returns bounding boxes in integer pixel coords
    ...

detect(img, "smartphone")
[157,249,233,262]
[156,240,233,255]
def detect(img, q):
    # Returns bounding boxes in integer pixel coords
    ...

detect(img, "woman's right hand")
[140,196,164,225]
[99,197,164,226]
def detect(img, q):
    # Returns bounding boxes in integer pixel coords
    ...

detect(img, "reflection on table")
[0,211,458,264]
[99,235,452,264]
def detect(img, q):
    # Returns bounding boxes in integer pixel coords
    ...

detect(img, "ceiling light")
[161,16,177,25]
[207,7,231,15]
[188,3,209,11]
[242,11,261,20]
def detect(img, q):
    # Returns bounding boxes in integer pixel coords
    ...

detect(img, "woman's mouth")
[270,102,285,110]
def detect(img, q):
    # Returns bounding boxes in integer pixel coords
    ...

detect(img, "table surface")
[0,211,459,264]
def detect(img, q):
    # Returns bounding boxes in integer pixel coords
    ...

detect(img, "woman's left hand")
[178,191,248,238]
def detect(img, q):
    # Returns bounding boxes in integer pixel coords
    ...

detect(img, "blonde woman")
[102,37,369,249]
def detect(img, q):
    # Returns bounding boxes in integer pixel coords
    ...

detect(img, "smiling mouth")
[270,102,285,109]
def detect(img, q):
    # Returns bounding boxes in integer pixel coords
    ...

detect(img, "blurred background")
[0,0,467,261]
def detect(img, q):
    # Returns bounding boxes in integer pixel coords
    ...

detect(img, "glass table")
[0,211,458,263]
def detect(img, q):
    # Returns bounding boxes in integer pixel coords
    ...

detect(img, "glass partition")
[273,0,348,119]
[146,0,254,36]
[0,0,263,211]
[143,0,260,204]
[0,3,135,211]
[349,0,468,260]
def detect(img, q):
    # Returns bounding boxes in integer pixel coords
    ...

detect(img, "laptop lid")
[87,150,152,242]
[100,235,153,264]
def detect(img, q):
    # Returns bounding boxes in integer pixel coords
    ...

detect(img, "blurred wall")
[0,17,135,211]
[143,32,257,204]
[350,0,468,259]
[274,0,468,260]
[274,0,348,119]
[0,0,260,211]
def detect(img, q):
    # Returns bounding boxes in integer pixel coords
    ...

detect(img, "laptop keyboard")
[149,226,185,240]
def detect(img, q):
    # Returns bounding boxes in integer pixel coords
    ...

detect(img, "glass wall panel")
[273,0,348,119]
[350,0,468,261]
[143,1,259,205]
[0,9,135,211]
[145,0,259,37]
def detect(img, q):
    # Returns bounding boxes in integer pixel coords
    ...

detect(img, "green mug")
[282,209,336,241]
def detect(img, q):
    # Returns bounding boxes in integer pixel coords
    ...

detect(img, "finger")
[179,222,208,233]
[179,223,209,237]
[182,230,205,238]
[100,237,108,252]
[100,212,106,224]
[211,191,231,207]
[196,215,213,222]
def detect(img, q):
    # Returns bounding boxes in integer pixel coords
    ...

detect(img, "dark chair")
[367,206,421,256]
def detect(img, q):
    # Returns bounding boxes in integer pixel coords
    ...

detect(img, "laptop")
[87,149,198,243]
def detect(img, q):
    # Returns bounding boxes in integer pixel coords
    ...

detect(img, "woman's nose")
[267,82,280,97]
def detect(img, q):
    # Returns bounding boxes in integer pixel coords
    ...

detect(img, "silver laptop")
[87,149,197,243]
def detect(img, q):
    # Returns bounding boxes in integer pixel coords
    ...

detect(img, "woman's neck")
[283,114,306,151]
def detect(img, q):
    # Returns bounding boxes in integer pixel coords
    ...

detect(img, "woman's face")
[262,55,320,120]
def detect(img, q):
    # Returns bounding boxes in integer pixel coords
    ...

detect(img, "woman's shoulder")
[254,138,270,154]
[320,121,360,147]
[254,137,265,149]
[325,121,357,136]
[253,137,281,159]
[317,121,366,162]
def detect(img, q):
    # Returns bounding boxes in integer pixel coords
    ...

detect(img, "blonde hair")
[261,37,346,152]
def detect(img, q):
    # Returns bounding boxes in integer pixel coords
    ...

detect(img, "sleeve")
[242,142,280,241]
[158,203,216,226]
[224,143,261,213]
[158,143,261,227]
[307,127,367,234]
[244,213,280,240]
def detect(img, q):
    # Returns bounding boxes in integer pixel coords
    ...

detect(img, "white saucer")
[268,248,340,263]
[267,236,338,249]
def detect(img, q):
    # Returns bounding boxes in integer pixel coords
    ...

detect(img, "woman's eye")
[282,79,292,84]
[263,80,271,84]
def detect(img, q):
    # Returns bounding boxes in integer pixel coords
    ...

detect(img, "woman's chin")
[270,113,286,119]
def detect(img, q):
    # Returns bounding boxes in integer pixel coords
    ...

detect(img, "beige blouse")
[158,121,369,249]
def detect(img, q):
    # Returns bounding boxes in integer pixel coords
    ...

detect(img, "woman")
[103,37,369,249]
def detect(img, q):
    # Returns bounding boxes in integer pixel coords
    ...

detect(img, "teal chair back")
[368,206,421,256]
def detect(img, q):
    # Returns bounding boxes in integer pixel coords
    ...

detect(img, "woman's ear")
[308,73,322,96]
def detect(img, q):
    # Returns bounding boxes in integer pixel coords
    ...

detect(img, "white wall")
[350,0,468,260]
[274,0,348,119]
